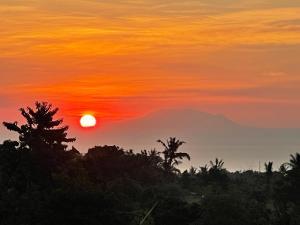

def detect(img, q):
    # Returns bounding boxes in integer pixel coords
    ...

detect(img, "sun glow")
[80,114,96,128]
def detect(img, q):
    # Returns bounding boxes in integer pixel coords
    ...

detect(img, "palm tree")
[199,165,208,174]
[288,153,300,170]
[286,153,300,185]
[209,158,224,171]
[283,153,300,207]
[208,158,228,188]
[264,161,273,193]
[264,161,273,177]
[157,137,190,173]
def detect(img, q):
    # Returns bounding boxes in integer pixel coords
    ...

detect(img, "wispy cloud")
[1,0,300,126]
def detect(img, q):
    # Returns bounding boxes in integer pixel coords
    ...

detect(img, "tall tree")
[264,161,273,195]
[2,102,76,173]
[157,137,190,173]
[207,158,228,188]
[3,101,75,150]
[286,153,300,193]
[286,153,300,189]
[288,153,300,170]
[264,161,273,177]
[274,153,300,223]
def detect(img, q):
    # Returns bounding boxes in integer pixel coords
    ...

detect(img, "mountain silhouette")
[74,108,300,171]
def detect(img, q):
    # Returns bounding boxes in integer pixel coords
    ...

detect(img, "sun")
[80,114,96,128]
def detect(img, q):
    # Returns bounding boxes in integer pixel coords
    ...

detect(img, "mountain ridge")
[73,108,300,170]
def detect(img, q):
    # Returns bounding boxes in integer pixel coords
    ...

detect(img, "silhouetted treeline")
[0,102,299,225]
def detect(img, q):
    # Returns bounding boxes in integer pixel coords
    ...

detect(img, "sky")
[1,0,300,163]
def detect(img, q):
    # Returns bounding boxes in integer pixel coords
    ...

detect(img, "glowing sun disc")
[80,114,96,127]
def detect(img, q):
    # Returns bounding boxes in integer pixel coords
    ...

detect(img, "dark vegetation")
[0,102,299,225]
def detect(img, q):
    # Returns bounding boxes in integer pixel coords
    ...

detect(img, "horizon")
[1,105,298,172]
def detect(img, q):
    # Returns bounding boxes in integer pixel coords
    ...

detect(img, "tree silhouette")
[279,163,288,175]
[286,153,300,189]
[207,158,228,188]
[286,153,300,193]
[288,153,300,170]
[157,137,190,173]
[275,153,300,222]
[3,101,75,150]
[140,149,163,168]
[2,102,76,175]
[264,161,273,195]
[264,161,273,177]
[199,165,208,174]
[209,158,224,171]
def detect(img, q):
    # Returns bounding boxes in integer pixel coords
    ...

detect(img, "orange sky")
[1,0,300,128]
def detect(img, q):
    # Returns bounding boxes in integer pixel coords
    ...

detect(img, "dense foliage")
[0,102,299,225]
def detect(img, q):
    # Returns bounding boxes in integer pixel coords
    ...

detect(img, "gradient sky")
[1,0,300,130]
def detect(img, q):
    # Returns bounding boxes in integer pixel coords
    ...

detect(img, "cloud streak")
[0,0,300,127]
